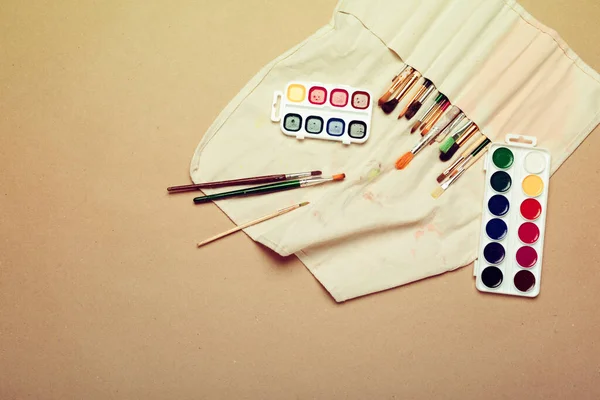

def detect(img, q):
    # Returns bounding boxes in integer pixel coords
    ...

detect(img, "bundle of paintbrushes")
[166,170,345,203]
[378,65,492,198]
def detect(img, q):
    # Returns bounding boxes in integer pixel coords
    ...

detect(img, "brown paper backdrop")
[1,0,599,398]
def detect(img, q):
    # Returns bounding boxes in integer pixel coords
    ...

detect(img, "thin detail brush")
[197,202,310,247]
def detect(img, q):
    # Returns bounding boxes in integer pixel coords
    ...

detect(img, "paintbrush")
[168,170,322,193]
[197,201,309,247]
[405,85,435,120]
[439,121,473,153]
[410,93,445,133]
[381,71,421,114]
[425,106,462,144]
[434,112,465,143]
[421,100,451,135]
[431,140,491,199]
[378,66,413,106]
[436,134,486,183]
[439,124,480,162]
[193,174,346,204]
[398,80,432,119]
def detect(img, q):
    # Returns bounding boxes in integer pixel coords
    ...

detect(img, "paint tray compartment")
[271,81,373,145]
[474,134,551,298]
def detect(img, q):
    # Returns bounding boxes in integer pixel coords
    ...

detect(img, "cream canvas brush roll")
[340,0,600,168]
[191,0,600,302]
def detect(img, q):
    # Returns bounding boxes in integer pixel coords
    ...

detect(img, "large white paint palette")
[474,134,551,298]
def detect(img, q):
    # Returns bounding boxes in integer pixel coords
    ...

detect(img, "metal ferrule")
[445,114,467,137]
[411,129,439,155]
[300,177,333,187]
[417,85,436,104]
[285,171,316,180]
[418,97,440,122]
[442,167,467,190]
[453,120,474,138]
[428,106,461,140]
[442,157,465,177]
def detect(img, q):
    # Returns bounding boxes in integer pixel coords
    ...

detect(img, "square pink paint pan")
[271,81,374,145]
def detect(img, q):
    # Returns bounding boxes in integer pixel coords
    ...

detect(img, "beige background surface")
[1,0,599,398]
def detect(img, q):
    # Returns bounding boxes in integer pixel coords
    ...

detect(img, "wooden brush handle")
[459,135,486,158]
[398,85,426,118]
[168,174,287,192]
[456,125,479,147]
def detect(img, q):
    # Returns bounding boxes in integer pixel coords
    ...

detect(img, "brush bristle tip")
[431,187,445,199]
[440,144,460,161]
[395,153,414,170]
[381,99,399,114]
[439,138,455,153]
[332,173,346,181]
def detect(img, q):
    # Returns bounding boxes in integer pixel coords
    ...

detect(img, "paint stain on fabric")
[416,225,441,240]
[312,211,325,224]
[427,224,442,235]
[410,249,416,257]
[366,167,381,181]
[363,191,375,201]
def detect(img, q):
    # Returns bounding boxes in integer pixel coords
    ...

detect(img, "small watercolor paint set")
[474,135,551,298]
[271,81,373,145]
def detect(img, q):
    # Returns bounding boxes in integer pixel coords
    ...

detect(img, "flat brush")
[431,140,490,199]
[440,121,473,153]
[405,85,435,120]
[421,100,450,136]
[381,71,421,114]
[410,93,445,133]
[436,134,485,183]
[168,170,322,193]
[439,125,479,162]
[398,80,431,119]
[193,174,346,204]
[197,201,309,247]
[378,66,413,106]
